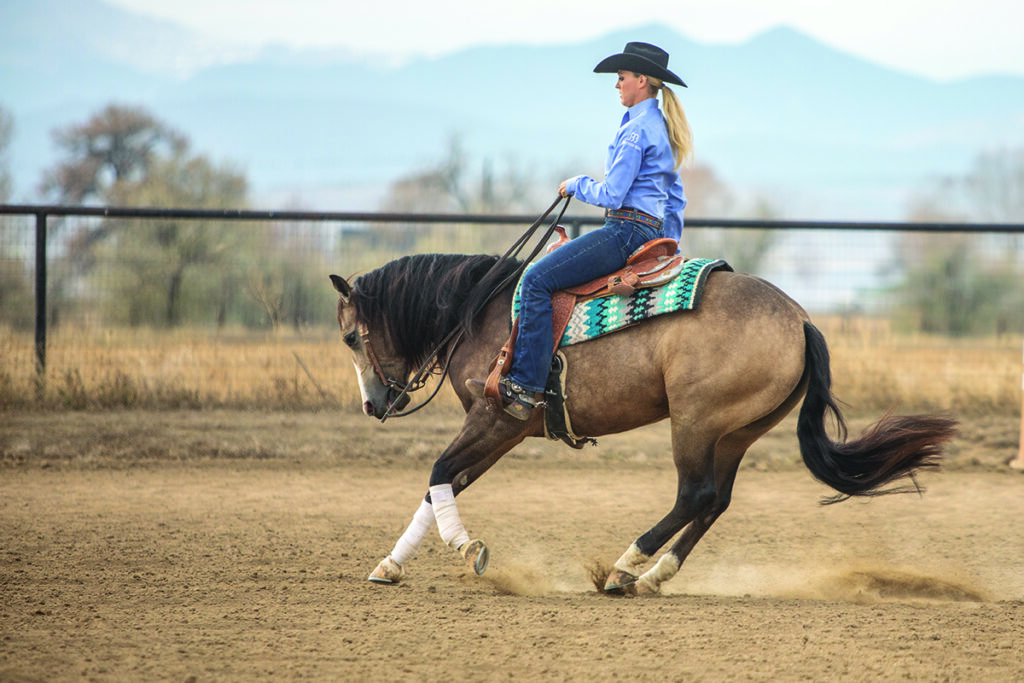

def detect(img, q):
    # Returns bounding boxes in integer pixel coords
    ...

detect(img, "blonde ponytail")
[647,76,693,169]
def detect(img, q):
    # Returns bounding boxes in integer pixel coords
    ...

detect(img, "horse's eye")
[343,331,358,348]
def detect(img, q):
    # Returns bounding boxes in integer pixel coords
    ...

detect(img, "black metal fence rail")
[3,202,1023,376]
[5,203,1024,230]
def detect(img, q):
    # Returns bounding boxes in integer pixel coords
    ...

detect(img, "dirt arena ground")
[2,410,1023,681]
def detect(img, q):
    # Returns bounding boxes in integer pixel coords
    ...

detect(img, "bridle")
[358,321,426,394]
[357,319,458,421]
[360,194,572,422]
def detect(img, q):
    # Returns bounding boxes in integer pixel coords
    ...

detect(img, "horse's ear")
[330,274,351,303]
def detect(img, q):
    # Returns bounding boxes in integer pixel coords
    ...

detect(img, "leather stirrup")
[484,319,518,410]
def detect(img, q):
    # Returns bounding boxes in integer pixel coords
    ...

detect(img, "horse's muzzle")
[364,387,412,420]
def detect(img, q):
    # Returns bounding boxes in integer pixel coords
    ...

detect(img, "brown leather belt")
[606,207,663,230]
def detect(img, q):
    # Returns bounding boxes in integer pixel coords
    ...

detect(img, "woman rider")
[495,41,694,419]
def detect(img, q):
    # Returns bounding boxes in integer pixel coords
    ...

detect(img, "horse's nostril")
[363,401,373,415]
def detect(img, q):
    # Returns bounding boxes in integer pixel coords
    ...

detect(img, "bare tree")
[357,134,547,265]
[38,104,252,328]
[382,134,541,215]
[104,151,248,327]
[963,147,1024,223]
[893,147,1024,334]
[39,104,186,204]
[0,105,32,329]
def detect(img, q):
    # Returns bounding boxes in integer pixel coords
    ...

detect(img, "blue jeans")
[507,219,661,392]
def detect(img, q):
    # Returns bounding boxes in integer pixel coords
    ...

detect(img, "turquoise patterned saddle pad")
[512,258,732,347]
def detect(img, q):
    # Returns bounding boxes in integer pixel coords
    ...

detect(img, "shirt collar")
[620,97,660,125]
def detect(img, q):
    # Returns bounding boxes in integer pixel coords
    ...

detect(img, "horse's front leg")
[428,409,534,575]
[368,406,534,583]
[367,496,434,584]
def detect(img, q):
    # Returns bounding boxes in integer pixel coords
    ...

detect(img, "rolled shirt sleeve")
[662,174,686,243]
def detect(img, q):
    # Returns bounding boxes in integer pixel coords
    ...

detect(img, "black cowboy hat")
[593,41,687,87]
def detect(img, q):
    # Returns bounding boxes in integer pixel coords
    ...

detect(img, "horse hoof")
[604,569,639,595]
[459,539,489,575]
[635,576,659,595]
[368,556,405,584]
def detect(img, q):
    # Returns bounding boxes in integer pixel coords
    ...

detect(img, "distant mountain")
[2,0,1023,219]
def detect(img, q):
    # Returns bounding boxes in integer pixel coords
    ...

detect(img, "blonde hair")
[645,75,693,169]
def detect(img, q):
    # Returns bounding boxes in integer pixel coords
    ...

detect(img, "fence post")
[34,210,47,392]
[1013,339,1024,471]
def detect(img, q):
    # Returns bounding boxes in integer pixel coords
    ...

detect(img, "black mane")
[351,253,521,371]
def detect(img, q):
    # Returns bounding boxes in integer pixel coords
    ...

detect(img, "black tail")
[797,321,959,504]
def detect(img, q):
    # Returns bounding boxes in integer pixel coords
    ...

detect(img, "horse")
[329,252,958,594]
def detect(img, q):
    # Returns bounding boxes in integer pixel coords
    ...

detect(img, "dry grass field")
[2,317,1022,417]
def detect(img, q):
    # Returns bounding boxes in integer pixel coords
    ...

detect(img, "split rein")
[370,195,573,421]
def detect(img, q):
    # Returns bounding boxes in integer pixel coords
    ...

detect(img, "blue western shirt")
[564,97,686,242]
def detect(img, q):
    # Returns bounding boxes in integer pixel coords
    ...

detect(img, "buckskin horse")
[329,249,957,595]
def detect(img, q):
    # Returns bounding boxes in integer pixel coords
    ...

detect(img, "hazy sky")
[106,0,1023,81]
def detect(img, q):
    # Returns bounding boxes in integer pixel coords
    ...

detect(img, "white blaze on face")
[347,344,391,416]
[352,359,371,407]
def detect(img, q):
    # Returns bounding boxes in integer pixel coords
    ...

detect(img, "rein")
[371,195,573,421]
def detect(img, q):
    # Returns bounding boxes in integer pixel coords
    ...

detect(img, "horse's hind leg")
[634,455,743,594]
[632,415,791,594]
[604,430,719,593]
[629,367,811,593]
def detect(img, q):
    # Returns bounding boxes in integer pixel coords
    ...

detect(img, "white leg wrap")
[637,552,681,593]
[613,542,651,574]
[429,484,470,550]
[390,499,435,565]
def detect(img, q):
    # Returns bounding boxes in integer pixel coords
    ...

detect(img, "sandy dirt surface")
[2,410,1023,681]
